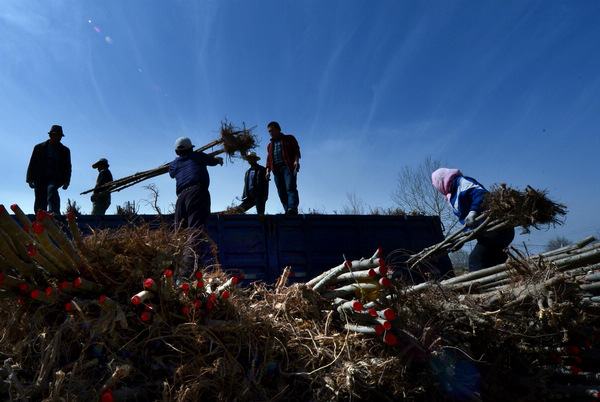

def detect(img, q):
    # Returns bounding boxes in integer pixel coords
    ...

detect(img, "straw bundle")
[1,199,599,400]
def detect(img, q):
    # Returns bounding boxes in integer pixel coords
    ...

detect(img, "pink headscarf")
[431,168,463,202]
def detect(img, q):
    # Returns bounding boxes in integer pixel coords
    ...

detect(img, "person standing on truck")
[237,151,269,214]
[90,158,113,216]
[169,137,223,231]
[26,124,72,215]
[265,121,301,215]
[431,168,514,272]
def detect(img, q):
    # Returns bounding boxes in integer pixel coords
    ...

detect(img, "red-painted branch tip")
[379,277,391,288]
[36,210,47,221]
[384,333,397,346]
[32,221,44,234]
[101,391,114,402]
[383,308,395,321]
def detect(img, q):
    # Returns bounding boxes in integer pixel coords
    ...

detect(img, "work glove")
[28,182,35,189]
[215,157,224,166]
[465,210,478,228]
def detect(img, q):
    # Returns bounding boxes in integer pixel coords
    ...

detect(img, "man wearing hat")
[169,136,223,231]
[238,151,269,214]
[90,158,113,216]
[26,125,72,214]
[169,136,223,277]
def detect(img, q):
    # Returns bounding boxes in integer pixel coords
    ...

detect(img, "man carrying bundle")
[169,137,223,231]
[90,158,113,216]
[431,168,515,271]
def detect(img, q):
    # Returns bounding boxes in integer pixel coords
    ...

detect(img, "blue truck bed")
[69,213,453,283]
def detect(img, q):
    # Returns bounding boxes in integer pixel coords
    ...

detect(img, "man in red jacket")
[265,121,301,215]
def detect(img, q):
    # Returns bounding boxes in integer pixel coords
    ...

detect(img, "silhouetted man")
[26,125,72,214]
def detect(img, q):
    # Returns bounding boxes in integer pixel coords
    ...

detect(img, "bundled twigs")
[407,184,568,269]
[81,120,257,196]
[130,269,239,323]
[2,194,599,400]
[306,249,399,345]
[408,236,599,295]
[0,204,104,305]
[0,211,268,400]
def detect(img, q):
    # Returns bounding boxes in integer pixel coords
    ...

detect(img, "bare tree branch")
[390,156,458,233]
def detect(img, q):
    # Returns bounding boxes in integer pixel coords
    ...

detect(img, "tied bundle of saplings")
[81,119,258,197]
[407,184,567,269]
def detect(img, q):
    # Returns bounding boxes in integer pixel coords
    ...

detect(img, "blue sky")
[1,1,599,254]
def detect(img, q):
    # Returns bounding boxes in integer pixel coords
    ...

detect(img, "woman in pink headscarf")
[431,168,514,271]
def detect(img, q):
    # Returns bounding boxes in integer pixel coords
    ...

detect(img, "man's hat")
[243,151,260,161]
[92,158,109,169]
[48,125,64,137]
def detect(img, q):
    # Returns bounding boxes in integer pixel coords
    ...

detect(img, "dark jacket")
[26,140,72,187]
[169,151,220,196]
[92,169,114,200]
[242,164,269,200]
[266,134,301,172]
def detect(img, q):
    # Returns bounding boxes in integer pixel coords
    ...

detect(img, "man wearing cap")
[238,151,269,214]
[26,125,72,214]
[90,158,113,216]
[169,137,223,231]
